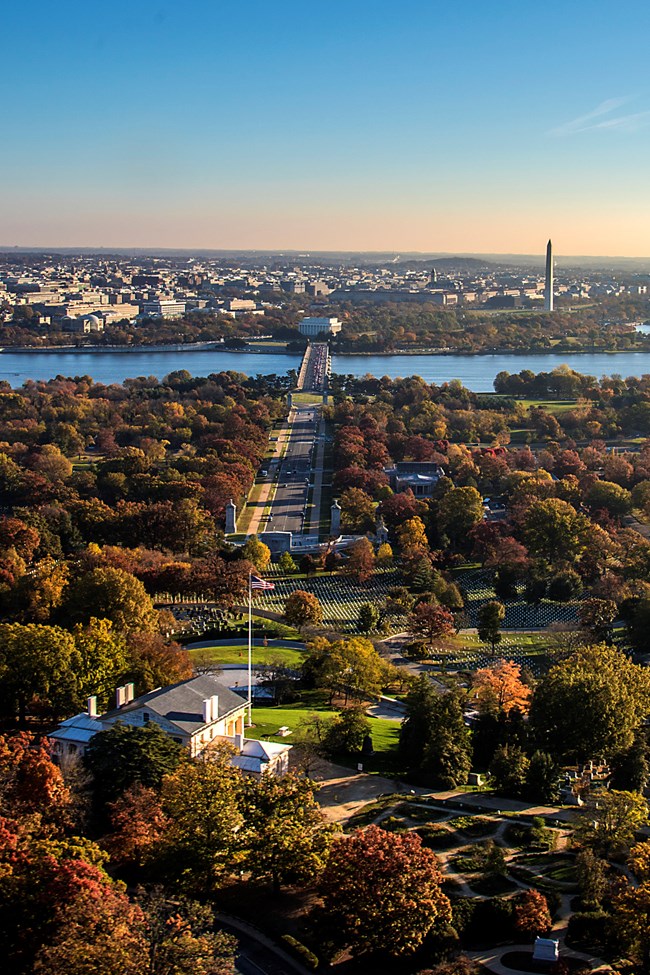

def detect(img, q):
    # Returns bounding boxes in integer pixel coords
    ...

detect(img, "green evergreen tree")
[399,675,437,770]
[611,729,649,793]
[357,602,380,633]
[525,750,560,804]
[278,550,297,574]
[84,722,184,808]
[477,601,506,655]
[324,707,371,755]
[400,679,471,788]
[407,556,436,593]
[489,744,529,798]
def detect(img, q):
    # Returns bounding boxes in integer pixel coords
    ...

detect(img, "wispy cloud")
[549,97,650,136]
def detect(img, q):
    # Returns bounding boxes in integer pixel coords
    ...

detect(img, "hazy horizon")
[2,0,650,256]
[2,246,648,270]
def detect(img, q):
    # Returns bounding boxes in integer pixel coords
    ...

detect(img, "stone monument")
[225,499,237,534]
[330,498,341,536]
[375,513,389,546]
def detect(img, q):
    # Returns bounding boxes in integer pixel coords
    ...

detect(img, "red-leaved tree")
[317,824,451,959]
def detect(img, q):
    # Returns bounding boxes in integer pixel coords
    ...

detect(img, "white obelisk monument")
[544,239,554,312]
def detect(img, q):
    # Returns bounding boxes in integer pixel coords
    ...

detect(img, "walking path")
[307,758,423,822]
[378,634,449,686]
[333,785,607,973]
[315,773,609,974]
[216,911,312,975]
[245,409,295,537]
[623,512,650,539]
[186,638,306,651]
[367,695,407,719]
[296,346,311,389]
[467,944,609,975]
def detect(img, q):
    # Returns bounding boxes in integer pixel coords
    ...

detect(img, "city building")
[141,299,187,318]
[298,316,342,337]
[61,313,105,334]
[384,461,445,497]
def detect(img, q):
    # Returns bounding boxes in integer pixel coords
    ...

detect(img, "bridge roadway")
[296,341,328,392]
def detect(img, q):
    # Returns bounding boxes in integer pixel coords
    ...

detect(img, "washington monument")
[544,238,554,312]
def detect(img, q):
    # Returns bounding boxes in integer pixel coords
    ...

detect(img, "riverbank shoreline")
[0,340,227,354]
[5,346,650,392]
[1,342,649,357]
[335,345,650,357]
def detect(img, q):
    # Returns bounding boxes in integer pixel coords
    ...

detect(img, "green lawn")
[247,701,402,776]
[520,398,578,414]
[189,644,304,668]
[248,702,338,739]
[292,392,323,405]
[437,630,557,657]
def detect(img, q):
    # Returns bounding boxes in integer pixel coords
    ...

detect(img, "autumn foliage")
[514,889,552,940]
[317,824,451,959]
[472,659,532,716]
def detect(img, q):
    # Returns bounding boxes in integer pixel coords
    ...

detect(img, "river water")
[3,346,650,392]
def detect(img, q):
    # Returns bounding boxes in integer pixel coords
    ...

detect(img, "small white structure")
[225,499,237,534]
[330,499,341,536]
[533,937,559,962]
[374,514,389,546]
[231,737,291,776]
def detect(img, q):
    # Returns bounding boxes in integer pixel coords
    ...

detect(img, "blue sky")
[2,0,650,254]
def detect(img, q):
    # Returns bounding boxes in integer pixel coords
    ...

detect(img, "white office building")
[141,299,186,318]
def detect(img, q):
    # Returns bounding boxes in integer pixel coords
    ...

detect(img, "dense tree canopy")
[317,824,451,959]
[84,722,184,807]
[529,645,650,762]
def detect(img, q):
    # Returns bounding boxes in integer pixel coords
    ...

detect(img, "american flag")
[251,574,275,591]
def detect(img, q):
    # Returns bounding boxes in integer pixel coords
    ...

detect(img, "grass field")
[292,392,323,405]
[245,340,289,350]
[189,643,304,668]
[422,630,565,677]
[454,632,553,653]
[248,702,338,739]
[521,398,578,414]
[247,700,402,775]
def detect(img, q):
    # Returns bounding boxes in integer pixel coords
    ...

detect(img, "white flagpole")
[247,569,253,727]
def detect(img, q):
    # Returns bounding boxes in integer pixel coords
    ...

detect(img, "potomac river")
[4,347,650,391]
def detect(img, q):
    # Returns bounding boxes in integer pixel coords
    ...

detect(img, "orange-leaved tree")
[472,659,532,716]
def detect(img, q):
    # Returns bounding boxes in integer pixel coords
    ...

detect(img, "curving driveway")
[186,638,306,651]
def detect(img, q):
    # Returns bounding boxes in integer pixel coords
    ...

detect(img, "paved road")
[307,412,327,535]
[186,638,306,651]
[309,757,426,822]
[218,917,311,975]
[265,406,318,534]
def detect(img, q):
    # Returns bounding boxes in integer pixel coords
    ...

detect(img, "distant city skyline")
[2,1,650,256]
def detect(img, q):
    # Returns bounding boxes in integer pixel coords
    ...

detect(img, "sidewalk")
[246,408,295,537]
[216,911,312,975]
[467,944,610,975]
